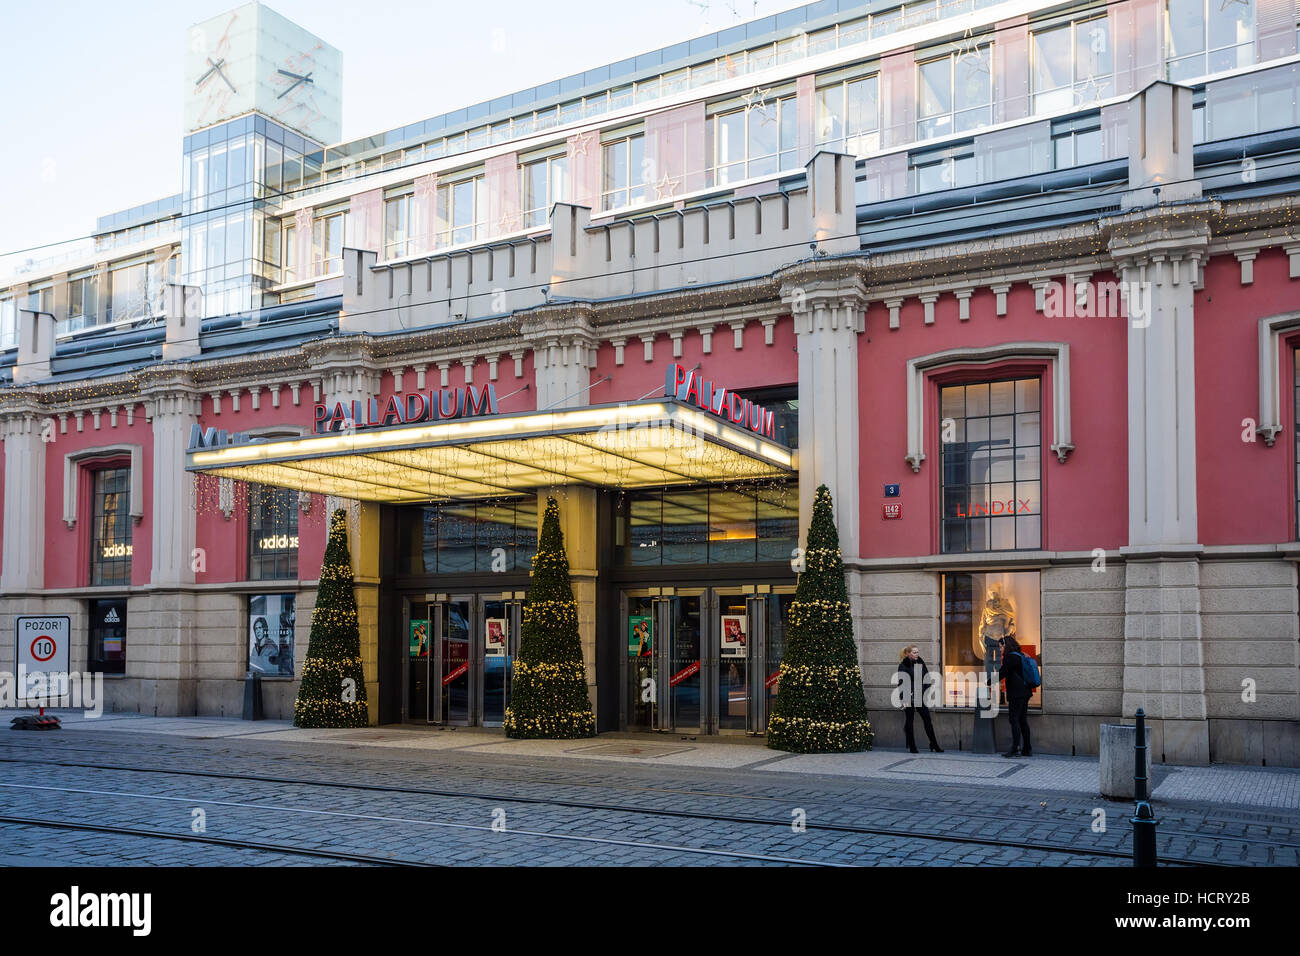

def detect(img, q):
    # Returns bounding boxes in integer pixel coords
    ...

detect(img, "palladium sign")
[664,363,776,439]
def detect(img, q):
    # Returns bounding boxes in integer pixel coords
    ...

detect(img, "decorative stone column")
[520,307,599,410]
[139,380,203,716]
[0,402,47,593]
[782,268,867,562]
[543,486,600,717]
[1106,80,1211,764]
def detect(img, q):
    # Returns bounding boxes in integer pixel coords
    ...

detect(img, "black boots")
[929,743,944,753]
[1002,748,1021,758]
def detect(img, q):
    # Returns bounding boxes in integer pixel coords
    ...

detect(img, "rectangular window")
[249,593,296,678]
[91,468,133,586]
[1166,0,1256,83]
[617,482,798,566]
[816,77,879,157]
[521,155,568,229]
[435,175,486,246]
[601,134,646,210]
[1032,17,1114,115]
[940,378,1042,553]
[942,571,1041,708]
[384,193,414,259]
[912,149,976,192]
[88,598,127,676]
[282,222,297,283]
[917,45,994,140]
[248,485,299,581]
[1051,118,1103,169]
[107,261,151,324]
[26,286,53,314]
[396,500,538,575]
[0,297,16,349]
[64,274,100,334]
[311,211,346,275]
[712,95,800,185]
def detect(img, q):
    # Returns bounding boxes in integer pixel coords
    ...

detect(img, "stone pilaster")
[520,307,598,410]
[1106,80,1212,764]
[783,268,867,561]
[0,403,47,592]
[146,389,203,587]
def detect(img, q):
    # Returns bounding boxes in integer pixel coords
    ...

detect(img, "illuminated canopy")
[186,399,795,503]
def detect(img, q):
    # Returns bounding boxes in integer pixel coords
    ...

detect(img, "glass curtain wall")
[182,114,324,317]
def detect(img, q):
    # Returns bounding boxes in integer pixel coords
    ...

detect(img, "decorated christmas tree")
[767,484,873,753]
[504,497,597,739]
[293,508,369,728]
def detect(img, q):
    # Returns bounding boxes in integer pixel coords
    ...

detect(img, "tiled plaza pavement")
[0,712,1296,866]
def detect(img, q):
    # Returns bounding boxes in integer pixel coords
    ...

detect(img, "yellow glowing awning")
[186,400,794,502]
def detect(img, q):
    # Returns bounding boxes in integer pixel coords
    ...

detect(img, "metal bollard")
[1131,708,1159,867]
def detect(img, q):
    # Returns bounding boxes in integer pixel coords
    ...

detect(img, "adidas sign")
[103,607,121,624]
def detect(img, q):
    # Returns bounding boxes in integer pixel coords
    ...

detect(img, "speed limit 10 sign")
[16,616,71,677]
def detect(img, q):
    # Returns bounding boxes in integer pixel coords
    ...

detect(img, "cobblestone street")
[1,716,1296,866]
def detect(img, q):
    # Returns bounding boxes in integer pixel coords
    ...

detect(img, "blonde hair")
[899,644,920,661]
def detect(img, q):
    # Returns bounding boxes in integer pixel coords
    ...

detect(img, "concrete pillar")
[805,150,859,255]
[353,500,382,726]
[521,309,597,410]
[340,248,380,333]
[148,391,202,586]
[542,487,599,716]
[163,284,203,360]
[787,274,866,561]
[1108,79,1211,764]
[548,203,592,298]
[0,409,47,592]
[13,309,55,383]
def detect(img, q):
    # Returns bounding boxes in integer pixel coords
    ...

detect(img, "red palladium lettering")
[662,362,776,439]
[312,385,498,434]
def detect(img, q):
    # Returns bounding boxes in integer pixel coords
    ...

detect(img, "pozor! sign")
[664,363,776,439]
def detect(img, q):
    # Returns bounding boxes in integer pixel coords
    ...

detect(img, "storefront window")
[88,598,127,676]
[248,593,295,677]
[396,499,538,575]
[91,468,133,586]
[248,485,299,581]
[940,378,1042,553]
[942,571,1041,708]
[618,482,797,567]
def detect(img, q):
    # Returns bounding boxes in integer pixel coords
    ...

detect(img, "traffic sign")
[15,616,70,706]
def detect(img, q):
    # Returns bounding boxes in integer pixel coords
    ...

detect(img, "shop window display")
[941,570,1041,708]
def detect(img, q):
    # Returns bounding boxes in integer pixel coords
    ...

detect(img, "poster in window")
[629,615,652,657]
[410,619,428,658]
[485,617,507,657]
[720,614,747,658]
[249,593,295,677]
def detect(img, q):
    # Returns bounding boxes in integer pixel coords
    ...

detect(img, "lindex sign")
[664,363,776,439]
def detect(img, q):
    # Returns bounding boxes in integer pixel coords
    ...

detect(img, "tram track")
[0,750,1235,865]
[1,738,1291,852]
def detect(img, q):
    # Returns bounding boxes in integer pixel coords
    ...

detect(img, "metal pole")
[1132,708,1159,867]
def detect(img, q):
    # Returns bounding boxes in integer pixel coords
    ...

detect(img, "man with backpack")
[998,635,1040,757]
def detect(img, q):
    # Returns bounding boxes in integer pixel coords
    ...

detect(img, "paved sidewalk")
[25,709,1300,811]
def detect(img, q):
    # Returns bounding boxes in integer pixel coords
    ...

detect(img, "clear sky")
[0,0,804,269]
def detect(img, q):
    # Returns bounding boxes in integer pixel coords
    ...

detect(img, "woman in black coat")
[897,645,943,754]
[998,635,1033,758]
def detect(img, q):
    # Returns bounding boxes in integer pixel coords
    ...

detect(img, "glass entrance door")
[620,586,794,735]
[406,594,520,727]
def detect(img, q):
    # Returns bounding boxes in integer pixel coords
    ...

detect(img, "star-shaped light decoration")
[653,171,681,201]
[1074,72,1109,106]
[497,211,517,234]
[742,86,771,113]
[951,27,991,77]
[1219,0,1249,10]
[569,131,593,158]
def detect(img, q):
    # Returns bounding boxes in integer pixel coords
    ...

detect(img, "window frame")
[383,191,415,260]
[1030,15,1115,116]
[815,75,880,158]
[916,43,995,141]
[601,133,647,211]
[937,375,1045,555]
[520,153,568,230]
[710,94,800,186]
[247,484,300,582]
[90,466,135,587]
[311,209,347,276]
[1165,0,1257,83]
[435,174,487,247]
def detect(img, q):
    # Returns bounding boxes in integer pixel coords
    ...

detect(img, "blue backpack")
[1020,653,1041,690]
